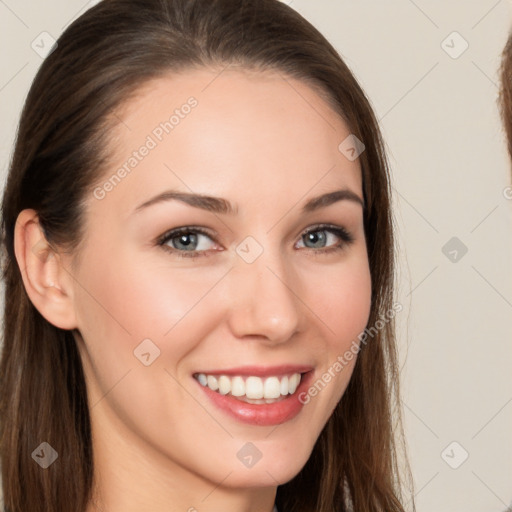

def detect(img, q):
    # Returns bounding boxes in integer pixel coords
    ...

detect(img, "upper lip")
[193,364,314,377]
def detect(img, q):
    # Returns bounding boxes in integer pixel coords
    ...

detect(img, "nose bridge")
[226,237,301,343]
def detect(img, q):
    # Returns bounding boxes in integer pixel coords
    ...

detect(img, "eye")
[156,223,355,259]
[157,226,218,258]
[296,224,354,253]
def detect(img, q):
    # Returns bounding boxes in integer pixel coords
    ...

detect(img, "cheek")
[298,252,372,408]
[72,247,232,443]
[304,253,372,347]
[73,244,231,367]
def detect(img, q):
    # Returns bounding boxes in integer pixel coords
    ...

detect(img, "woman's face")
[68,68,371,492]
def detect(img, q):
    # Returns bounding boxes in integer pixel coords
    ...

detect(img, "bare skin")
[14,67,372,512]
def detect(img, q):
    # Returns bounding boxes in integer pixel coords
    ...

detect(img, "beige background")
[1,1,511,511]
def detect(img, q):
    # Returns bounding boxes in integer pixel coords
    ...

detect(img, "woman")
[0,1,413,511]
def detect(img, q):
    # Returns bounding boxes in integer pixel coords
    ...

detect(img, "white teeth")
[231,376,245,397]
[195,372,303,400]
[206,375,218,391]
[263,376,281,399]
[245,376,264,399]
[218,375,231,395]
[280,375,288,395]
[288,373,300,394]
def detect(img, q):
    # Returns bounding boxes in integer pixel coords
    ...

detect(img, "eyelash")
[156,224,355,259]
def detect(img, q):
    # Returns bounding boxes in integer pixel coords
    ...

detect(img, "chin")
[209,441,313,489]
[220,464,306,489]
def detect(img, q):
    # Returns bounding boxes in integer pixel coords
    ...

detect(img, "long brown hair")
[500,31,512,160]
[0,1,413,510]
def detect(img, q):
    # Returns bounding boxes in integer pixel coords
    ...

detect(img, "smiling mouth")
[193,372,304,404]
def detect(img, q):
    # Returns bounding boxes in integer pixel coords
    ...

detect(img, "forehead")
[92,67,363,218]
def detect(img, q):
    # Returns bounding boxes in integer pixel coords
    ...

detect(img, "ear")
[13,209,78,330]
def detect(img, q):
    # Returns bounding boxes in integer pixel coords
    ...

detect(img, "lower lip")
[195,372,314,426]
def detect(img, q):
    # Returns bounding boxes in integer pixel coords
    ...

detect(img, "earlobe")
[13,209,78,330]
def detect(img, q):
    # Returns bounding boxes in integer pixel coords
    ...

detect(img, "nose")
[225,247,302,345]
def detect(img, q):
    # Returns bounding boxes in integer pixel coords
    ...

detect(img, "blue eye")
[157,227,216,258]
[156,223,354,259]
[298,226,354,251]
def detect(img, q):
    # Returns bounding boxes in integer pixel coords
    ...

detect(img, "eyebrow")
[133,188,364,216]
